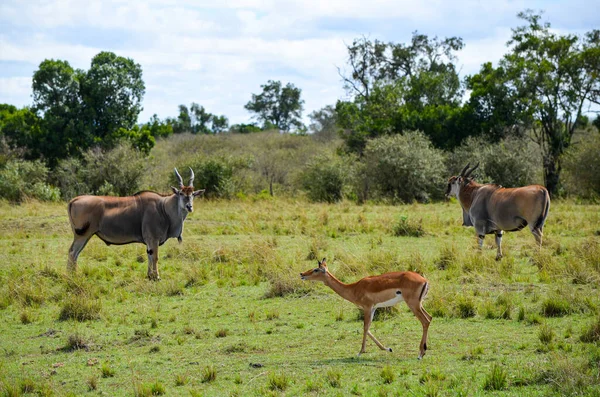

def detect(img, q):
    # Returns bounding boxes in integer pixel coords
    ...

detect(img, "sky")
[0,0,599,125]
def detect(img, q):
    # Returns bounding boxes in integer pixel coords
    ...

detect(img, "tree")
[211,115,229,133]
[81,51,145,147]
[482,11,600,196]
[172,103,228,134]
[336,33,468,152]
[245,80,305,131]
[308,105,338,141]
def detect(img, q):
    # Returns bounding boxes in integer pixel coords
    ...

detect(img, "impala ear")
[318,258,327,268]
[193,189,205,197]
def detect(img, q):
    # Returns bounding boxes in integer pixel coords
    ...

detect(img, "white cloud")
[0,0,594,125]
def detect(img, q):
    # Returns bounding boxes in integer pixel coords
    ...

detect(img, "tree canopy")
[245,80,305,132]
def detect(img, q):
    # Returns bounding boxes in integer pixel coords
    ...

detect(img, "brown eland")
[300,258,431,359]
[446,162,550,260]
[67,168,204,280]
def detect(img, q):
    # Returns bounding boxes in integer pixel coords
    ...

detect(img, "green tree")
[81,51,145,147]
[211,115,229,133]
[31,59,87,164]
[245,80,305,131]
[0,104,43,157]
[481,11,600,196]
[336,33,467,152]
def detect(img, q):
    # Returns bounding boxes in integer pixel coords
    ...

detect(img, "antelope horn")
[464,162,479,178]
[460,162,470,177]
[174,168,184,188]
[188,167,195,187]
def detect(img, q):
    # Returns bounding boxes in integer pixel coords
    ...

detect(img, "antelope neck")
[458,181,481,212]
[324,272,358,305]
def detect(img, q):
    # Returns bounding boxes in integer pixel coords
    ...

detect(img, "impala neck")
[458,180,482,212]
[324,272,358,305]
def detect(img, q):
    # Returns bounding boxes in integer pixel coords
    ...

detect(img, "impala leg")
[358,307,374,356]
[407,299,431,360]
[495,231,503,260]
[146,242,160,281]
[67,236,91,272]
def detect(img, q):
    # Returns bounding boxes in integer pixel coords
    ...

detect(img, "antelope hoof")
[495,254,503,261]
[388,348,393,353]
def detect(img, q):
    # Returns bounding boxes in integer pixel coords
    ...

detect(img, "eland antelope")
[67,168,204,280]
[446,163,550,259]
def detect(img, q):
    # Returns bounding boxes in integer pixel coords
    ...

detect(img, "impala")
[300,259,431,359]
[67,168,204,280]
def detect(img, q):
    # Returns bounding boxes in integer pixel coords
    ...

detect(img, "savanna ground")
[0,199,599,396]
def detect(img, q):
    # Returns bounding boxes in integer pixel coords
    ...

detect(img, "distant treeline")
[0,10,599,202]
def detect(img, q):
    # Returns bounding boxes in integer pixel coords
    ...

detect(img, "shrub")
[563,131,600,198]
[456,297,476,318]
[360,131,446,203]
[178,157,236,199]
[0,159,60,202]
[299,154,347,202]
[447,135,541,187]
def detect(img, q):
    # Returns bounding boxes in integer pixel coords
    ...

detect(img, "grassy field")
[0,198,599,396]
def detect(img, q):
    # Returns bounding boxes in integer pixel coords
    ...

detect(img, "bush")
[0,159,60,202]
[178,157,236,199]
[360,131,446,203]
[563,131,600,198]
[299,154,347,202]
[447,135,541,187]
[391,215,425,237]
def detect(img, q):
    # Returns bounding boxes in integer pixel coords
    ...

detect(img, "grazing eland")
[446,163,550,260]
[67,168,204,280]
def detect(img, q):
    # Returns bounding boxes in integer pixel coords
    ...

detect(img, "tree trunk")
[269,179,274,197]
[543,155,561,198]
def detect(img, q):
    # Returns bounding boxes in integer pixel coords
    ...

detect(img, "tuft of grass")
[149,345,160,353]
[419,369,446,384]
[58,295,101,321]
[265,309,280,320]
[538,323,555,345]
[305,379,323,393]
[87,375,98,391]
[100,362,115,378]
[483,364,507,391]
[64,333,88,351]
[19,378,35,394]
[380,366,395,384]
[150,381,166,395]
[392,215,425,237]
[201,365,216,383]
[455,297,476,318]
[268,371,289,391]
[174,374,188,387]
[541,296,570,317]
[435,245,458,270]
[517,306,526,321]
[580,316,600,343]
[326,369,342,388]
[19,310,33,324]
[461,346,484,361]
[215,328,228,338]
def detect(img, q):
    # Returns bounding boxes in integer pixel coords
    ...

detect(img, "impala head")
[446,162,479,199]
[171,167,205,213]
[300,258,329,282]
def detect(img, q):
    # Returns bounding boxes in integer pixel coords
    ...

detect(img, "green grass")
[0,199,599,395]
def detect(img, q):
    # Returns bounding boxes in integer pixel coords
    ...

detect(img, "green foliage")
[229,123,262,134]
[171,103,228,134]
[448,135,542,187]
[455,297,476,318]
[0,159,60,202]
[360,131,446,202]
[299,154,347,202]
[245,80,305,131]
[178,157,236,199]
[53,144,146,199]
[563,131,600,198]
[308,105,338,141]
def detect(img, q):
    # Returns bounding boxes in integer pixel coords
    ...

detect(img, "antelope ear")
[171,186,180,195]
[193,189,205,197]
[319,258,327,268]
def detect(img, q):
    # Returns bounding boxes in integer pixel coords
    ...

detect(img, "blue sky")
[1,0,598,125]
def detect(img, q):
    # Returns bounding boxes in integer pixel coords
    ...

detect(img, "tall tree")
[336,33,467,152]
[245,80,305,131]
[477,11,600,196]
[81,51,145,147]
[308,105,338,141]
